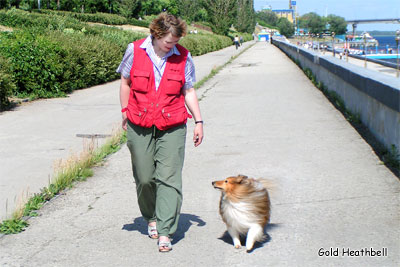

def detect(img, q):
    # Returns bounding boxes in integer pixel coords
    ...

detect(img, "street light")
[332,32,335,57]
[363,32,367,68]
[396,30,400,78]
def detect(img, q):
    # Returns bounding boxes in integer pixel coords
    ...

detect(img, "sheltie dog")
[212,175,271,251]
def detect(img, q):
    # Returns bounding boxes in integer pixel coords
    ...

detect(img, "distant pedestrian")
[234,35,240,49]
[116,12,204,253]
[239,36,243,45]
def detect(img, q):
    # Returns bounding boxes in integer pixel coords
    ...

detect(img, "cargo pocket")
[165,74,183,95]
[128,104,148,126]
[132,69,150,93]
[161,106,188,128]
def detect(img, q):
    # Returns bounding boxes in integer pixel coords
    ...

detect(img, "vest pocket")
[161,105,188,128]
[165,74,183,95]
[132,69,150,93]
[128,103,148,126]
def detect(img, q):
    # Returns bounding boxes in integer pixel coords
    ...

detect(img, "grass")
[0,129,126,235]
[291,57,399,176]
[0,40,255,235]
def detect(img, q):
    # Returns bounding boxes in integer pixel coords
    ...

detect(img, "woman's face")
[154,32,180,53]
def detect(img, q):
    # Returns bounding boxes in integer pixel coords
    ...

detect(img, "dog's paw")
[234,244,241,249]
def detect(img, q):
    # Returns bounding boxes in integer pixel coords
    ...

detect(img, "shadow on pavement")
[122,213,206,245]
[172,213,206,244]
[217,223,282,252]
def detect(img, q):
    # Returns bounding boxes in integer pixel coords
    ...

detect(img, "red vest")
[127,38,191,130]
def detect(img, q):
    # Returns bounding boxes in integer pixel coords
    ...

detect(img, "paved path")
[0,41,253,221]
[1,42,399,266]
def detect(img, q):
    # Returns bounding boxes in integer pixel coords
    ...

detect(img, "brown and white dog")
[212,175,271,251]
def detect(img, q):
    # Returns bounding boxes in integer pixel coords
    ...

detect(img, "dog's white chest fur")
[220,195,259,233]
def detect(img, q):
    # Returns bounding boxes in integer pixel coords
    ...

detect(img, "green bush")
[127,18,150,28]
[0,55,16,110]
[0,8,84,32]
[98,26,146,50]
[180,34,232,56]
[33,9,150,28]
[0,31,65,98]
[0,9,240,102]
[0,29,144,99]
[227,32,253,42]
[0,9,146,99]
[36,9,129,25]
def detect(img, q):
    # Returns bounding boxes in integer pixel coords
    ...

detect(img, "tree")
[277,17,294,37]
[0,0,7,8]
[118,0,141,18]
[256,9,278,26]
[203,0,237,35]
[327,14,347,35]
[175,0,202,22]
[299,12,325,34]
[234,0,255,33]
[138,0,179,17]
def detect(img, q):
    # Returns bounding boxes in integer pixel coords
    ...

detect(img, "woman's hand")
[122,112,128,131]
[193,123,203,147]
[120,75,131,131]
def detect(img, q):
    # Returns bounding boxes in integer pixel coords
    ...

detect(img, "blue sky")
[254,0,400,31]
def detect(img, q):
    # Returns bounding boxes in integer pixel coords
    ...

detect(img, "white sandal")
[158,240,172,252]
[148,224,158,239]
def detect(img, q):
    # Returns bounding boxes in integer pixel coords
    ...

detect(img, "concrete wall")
[272,39,400,151]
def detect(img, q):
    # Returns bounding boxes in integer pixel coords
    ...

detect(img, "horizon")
[254,0,400,32]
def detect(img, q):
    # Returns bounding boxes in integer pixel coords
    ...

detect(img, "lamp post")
[332,32,335,57]
[363,33,367,68]
[396,30,400,78]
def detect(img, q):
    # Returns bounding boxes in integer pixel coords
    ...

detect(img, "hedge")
[34,9,150,28]
[180,34,232,56]
[0,54,16,110]
[0,9,241,103]
[35,9,128,25]
[0,29,146,99]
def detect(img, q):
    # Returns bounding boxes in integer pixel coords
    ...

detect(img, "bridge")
[346,18,400,35]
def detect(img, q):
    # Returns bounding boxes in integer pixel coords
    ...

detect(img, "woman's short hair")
[150,12,187,39]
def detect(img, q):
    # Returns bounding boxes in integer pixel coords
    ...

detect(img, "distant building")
[272,9,295,23]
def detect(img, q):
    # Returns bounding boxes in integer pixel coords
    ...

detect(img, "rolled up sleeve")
[183,52,196,90]
[116,43,134,79]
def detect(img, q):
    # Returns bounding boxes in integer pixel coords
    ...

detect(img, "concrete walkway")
[0,41,253,221]
[1,42,399,266]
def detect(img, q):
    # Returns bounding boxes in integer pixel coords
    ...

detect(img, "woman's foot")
[158,236,172,252]
[148,222,158,239]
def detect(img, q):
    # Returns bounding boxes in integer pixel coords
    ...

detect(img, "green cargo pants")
[126,121,186,237]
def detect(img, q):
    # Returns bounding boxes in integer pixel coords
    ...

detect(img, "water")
[370,35,399,63]
[374,36,397,51]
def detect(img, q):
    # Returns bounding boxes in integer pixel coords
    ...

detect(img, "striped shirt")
[116,35,196,90]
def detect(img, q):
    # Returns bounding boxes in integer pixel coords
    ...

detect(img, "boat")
[344,32,379,55]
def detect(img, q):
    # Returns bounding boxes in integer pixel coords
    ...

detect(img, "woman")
[117,13,203,252]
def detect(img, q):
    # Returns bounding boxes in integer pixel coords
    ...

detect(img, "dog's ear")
[236,174,248,184]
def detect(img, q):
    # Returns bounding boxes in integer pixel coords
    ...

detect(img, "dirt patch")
[116,24,150,34]
[0,25,13,32]
[86,22,149,34]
